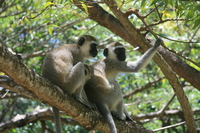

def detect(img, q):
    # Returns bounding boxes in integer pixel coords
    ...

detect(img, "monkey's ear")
[103,48,109,57]
[78,37,85,46]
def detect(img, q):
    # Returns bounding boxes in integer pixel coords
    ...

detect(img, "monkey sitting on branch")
[42,35,98,133]
[84,38,162,133]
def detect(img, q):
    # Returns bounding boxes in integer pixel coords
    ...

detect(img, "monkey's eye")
[115,48,125,54]
[115,49,119,53]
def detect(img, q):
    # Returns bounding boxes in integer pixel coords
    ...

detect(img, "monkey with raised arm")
[42,35,98,133]
[84,38,162,133]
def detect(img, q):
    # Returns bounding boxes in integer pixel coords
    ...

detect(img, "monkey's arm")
[119,38,162,72]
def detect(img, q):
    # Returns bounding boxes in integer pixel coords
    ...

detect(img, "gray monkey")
[84,38,163,133]
[42,35,98,133]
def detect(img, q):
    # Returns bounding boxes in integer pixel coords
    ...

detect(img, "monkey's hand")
[89,103,98,111]
[153,38,163,48]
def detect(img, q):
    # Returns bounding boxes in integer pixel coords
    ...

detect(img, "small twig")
[190,25,200,41]
[143,4,159,19]
[153,117,200,132]
[160,41,200,68]
[154,3,162,21]
[156,33,199,43]
[138,18,193,31]
[119,0,125,10]
[27,6,49,19]
[123,77,164,99]
[1,89,9,98]
[158,94,176,114]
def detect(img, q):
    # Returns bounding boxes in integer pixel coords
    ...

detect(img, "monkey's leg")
[80,88,97,109]
[65,62,93,108]
[98,104,117,133]
[122,105,133,121]
[115,101,126,120]
[52,106,62,133]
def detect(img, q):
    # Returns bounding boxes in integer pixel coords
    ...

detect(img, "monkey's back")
[42,44,83,89]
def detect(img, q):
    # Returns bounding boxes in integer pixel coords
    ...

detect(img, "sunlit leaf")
[81,2,88,14]
[44,2,54,9]
[48,26,53,36]
[24,17,30,24]
[30,13,36,18]
[161,10,172,18]
[51,24,61,28]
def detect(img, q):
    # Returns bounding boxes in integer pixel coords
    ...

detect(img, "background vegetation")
[0,0,200,133]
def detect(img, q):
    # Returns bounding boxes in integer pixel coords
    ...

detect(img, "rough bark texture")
[0,46,153,133]
[74,1,197,132]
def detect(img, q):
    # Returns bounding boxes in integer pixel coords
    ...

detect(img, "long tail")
[99,104,117,133]
[52,106,62,133]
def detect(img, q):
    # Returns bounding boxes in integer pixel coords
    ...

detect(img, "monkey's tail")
[99,105,117,133]
[52,106,62,133]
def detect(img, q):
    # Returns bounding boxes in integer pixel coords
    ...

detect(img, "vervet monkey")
[84,38,162,133]
[42,35,98,133]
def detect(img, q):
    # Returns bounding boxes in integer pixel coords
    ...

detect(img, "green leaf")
[44,2,54,9]
[51,24,61,28]
[150,0,161,6]
[192,18,200,29]
[48,26,53,36]
[195,5,200,11]
[141,0,147,8]
[161,10,172,18]
[166,0,174,6]
[81,2,88,14]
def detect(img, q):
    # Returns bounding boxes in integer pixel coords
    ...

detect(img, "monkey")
[84,38,163,133]
[42,35,98,133]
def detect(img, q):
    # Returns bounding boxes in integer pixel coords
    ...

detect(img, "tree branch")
[123,77,164,99]
[0,46,153,133]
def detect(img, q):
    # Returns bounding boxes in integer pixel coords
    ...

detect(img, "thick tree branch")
[0,46,153,133]
[104,1,196,132]
[0,76,47,104]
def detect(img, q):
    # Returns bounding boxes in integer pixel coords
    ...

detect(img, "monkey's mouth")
[117,55,126,61]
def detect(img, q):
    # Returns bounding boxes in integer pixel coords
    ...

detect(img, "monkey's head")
[77,35,98,59]
[103,42,126,61]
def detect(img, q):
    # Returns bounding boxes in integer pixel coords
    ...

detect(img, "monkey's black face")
[115,47,126,61]
[89,43,98,57]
